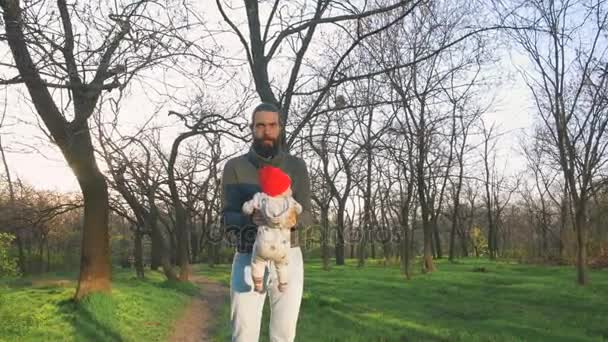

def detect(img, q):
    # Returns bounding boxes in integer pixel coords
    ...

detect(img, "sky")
[0,2,535,194]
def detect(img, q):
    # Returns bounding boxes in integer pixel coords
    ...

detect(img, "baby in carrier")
[242,165,302,292]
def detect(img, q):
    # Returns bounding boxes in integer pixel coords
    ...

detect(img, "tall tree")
[216,0,424,148]
[369,0,490,272]
[166,107,244,280]
[0,89,25,274]
[499,0,608,284]
[307,108,360,265]
[448,101,482,261]
[0,0,200,298]
[96,118,178,281]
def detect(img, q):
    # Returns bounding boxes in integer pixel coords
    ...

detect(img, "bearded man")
[221,102,312,342]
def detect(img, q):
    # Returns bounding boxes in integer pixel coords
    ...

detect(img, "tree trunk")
[559,188,569,262]
[168,133,196,281]
[459,228,469,257]
[401,206,411,280]
[321,207,330,270]
[359,115,374,267]
[207,240,218,267]
[432,222,442,259]
[151,228,162,271]
[491,221,499,259]
[430,230,437,258]
[417,128,435,272]
[74,165,111,300]
[46,238,51,272]
[423,221,435,272]
[559,222,567,261]
[575,206,589,285]
[376,200,391,262]
[487,217,495,259]
[449,181,463,261]
[152,221,178,281]
[148,199,178,281]
[402,226,411,279]
[488,219,495,259]
[410,219,417,268]
[174,208,189,278]
[15,232,26,275]
[335,210,345,265]
[38,235,46,273]
[190,217,199,264]
[134,229,145,279]
[371,242,376,260]
[449,215,458,261]
[420,190,435,272]
[541,221,548,257]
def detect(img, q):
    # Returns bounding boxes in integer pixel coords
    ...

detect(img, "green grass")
[201,258,608,342]
[0,268,198,342]
[2,259,606,341]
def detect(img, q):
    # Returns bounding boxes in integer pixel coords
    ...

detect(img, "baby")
[242,165,302,292]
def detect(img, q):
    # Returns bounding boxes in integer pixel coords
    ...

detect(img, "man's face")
[252,110,281,151]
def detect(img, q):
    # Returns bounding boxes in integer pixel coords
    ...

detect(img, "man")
[221,102,312,342]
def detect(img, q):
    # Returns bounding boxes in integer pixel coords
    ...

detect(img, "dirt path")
[168,276,229,342]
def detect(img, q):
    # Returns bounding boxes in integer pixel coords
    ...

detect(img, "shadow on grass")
[301,260,608,341]
[153,279,200,297]
[197,259,608,341]
[58,296,124,342]
[192,264,232,286]
[299,292,449,342]
[112,270,200,297]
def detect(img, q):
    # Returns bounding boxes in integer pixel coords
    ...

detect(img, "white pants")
[230,247,304,342]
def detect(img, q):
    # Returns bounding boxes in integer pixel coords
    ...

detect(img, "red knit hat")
[258,165,291,197]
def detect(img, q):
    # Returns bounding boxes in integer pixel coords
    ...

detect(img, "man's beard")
[253,137,280,158]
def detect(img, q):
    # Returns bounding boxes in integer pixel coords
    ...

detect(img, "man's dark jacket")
[221,147,313,253]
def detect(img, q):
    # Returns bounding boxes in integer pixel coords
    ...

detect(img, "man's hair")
[250,102,283,128]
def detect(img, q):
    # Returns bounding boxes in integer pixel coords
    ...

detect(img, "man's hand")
[285,208,298,229]
[252,208,298,228]
[251,210,266,226]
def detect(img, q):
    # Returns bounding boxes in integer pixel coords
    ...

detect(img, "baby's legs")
[253,227,291,292]
[274,229,292,292]
[251,240,267,293]
[274,256,290,292]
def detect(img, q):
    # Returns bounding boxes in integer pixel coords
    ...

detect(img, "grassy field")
[1,259,606,342]
[201,258,608,342]
[0,268,198,342]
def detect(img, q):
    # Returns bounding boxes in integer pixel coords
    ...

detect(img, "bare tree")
[166,106,245,280]
[383,132,416,279]
[0,87,26,273]
[481,120,499,259]
[308,156,333,270]
[96,114,179,281]
[447,103,482,260]
[480,120,519,259]
[216,0,431,148]
[0,0,202,298]
[367,0,491,272]
[520,129,563,258]
[460,180,480,257]
[0,181,83,273]
[307,105,362,265]
[498,0,608,284]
